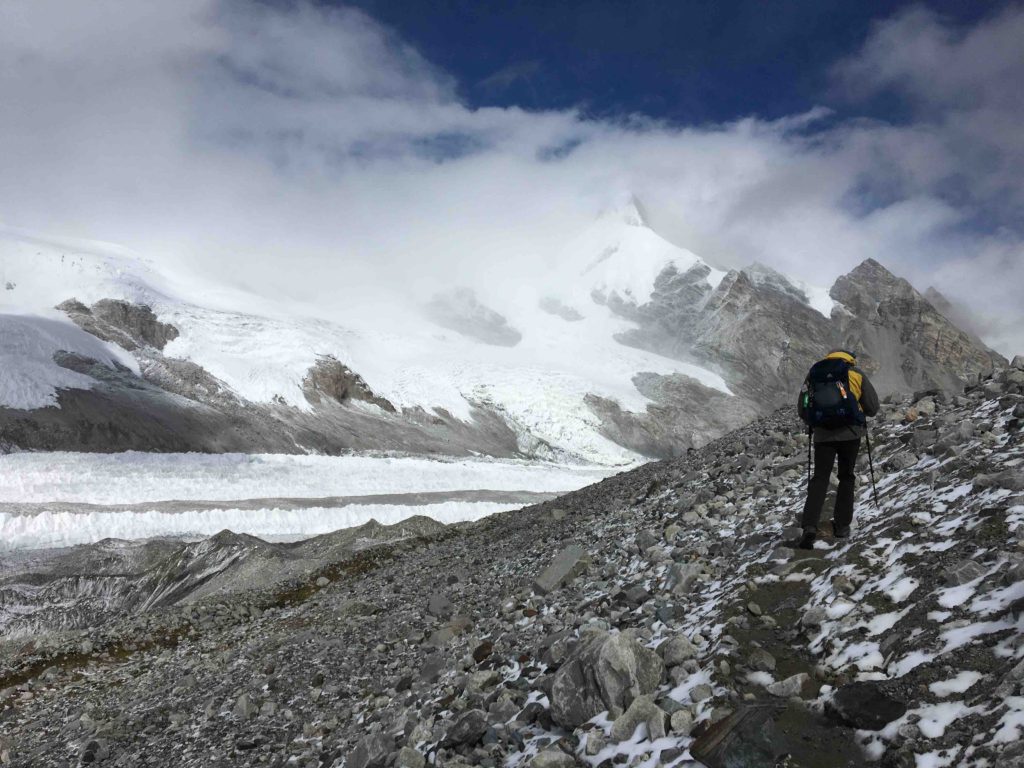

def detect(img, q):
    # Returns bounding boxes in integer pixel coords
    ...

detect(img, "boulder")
[658,635,698,667]
[767,673,809,698]
[670,709,695,735]
[395,748,425,768]
[826,682,907,731]
[746,647,776,673]
[550,631,665,728]
[534,545,591,595]
[801,606,828,629]
[347,731,390,768]
[609,695,667,742]
[666,562,706,595]
[442,709,488,747]
[529,749,577,768]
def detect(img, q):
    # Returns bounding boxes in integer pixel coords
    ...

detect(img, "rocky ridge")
[615,258,1003,408]
[1,358,1022,766]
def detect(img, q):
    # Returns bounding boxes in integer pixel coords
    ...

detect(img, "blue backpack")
[802,358,865,429]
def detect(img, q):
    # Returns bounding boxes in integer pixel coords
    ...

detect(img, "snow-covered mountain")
[0,202,1005,465]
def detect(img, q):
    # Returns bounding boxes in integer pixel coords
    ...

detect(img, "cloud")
[0,0,1020,355]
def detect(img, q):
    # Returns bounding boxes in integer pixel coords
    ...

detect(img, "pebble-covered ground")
[1,361,1022,768]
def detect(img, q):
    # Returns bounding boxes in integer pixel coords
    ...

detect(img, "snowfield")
[0,452,619,550]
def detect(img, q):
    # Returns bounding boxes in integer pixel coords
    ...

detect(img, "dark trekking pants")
[802,438,861,531]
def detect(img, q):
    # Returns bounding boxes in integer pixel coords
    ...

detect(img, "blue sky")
[338,0,996,123]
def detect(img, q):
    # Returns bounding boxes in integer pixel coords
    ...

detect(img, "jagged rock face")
[617,267,835,407]
[586,372,761,459]
[611,257,1004,412]
[689,270,836,403]
[302,355,395,412]
[923,286,989,348]
[831,259,1004,394]
[58,298,179,351]
[424,288,522,346]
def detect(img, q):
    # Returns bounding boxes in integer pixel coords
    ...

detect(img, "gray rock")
[233,693,257,719]
[666,562,706,595]
[974,469,1024,492]
[912,429,938,449]
[609,695,666,742]
[584,731,606,756]
[347,731,390,768]
[315,576,330,587]
[670,708,695,735]
[885,451,918,471]
[690,683,713,703]
[443,709,487,747]
[658,635,698,667]
[746,647,776,673]
[943,559,986,586]
[395,747,425,768]
[79,738,108,764]
[801,606,828,628]
[529,749,577,768]
[465,670,500,696]
[767,673,808,698]
[534,545,591,595]
[550,631,666,728]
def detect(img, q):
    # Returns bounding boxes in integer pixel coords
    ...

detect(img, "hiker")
[797,349,880,549]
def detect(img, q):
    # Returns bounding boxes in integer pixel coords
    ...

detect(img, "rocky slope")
[1,357,1022,767]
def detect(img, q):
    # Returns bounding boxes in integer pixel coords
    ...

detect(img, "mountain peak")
[846,257,900,283]
[598,193,648,227]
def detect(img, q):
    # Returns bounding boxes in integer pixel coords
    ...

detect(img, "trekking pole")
[806,428,812,488]
[865,430,880,509]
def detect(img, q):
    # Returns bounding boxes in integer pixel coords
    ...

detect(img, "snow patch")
[0,314,139,409]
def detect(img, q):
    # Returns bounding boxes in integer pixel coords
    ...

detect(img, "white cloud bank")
[0,0,1021,355]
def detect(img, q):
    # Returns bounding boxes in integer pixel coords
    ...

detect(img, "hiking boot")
[833,525,851,539]
[798,527,817,550]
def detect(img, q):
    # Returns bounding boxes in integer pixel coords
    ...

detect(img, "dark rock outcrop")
[424,288,522,346]
[586,372,761,459]
[302,355,395,412]
[58,298,179,351]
